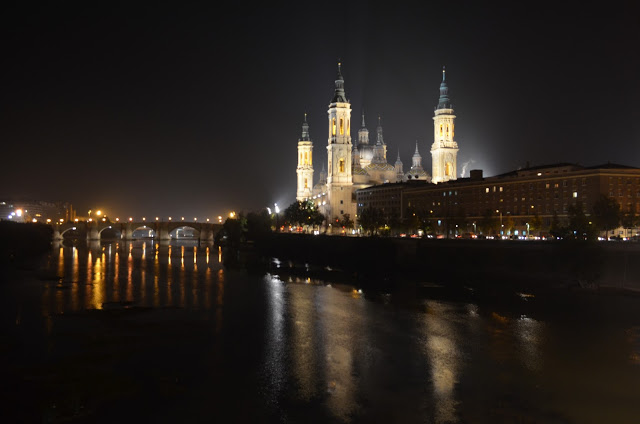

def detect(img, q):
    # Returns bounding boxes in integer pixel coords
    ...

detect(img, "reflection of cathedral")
[295,64,458,222]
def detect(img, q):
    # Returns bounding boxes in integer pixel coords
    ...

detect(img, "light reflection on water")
[30,243,640,423]
[45,240,220,313]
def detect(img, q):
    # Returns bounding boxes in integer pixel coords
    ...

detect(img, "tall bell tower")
[326,62,354,220]
[296,113,314,201]
[431,67,459,183]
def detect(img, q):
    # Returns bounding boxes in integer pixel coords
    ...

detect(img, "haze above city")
[1,1,638,219]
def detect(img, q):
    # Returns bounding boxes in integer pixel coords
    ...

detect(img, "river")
[2,240,640,423]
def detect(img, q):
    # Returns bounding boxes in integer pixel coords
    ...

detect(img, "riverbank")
[253,234,640,294]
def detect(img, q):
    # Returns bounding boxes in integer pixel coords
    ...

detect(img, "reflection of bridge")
[52,221,222,241]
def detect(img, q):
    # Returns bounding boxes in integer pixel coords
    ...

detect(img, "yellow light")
[142,217,146,221]
[168,217,172,221]
[102,218,106,221]
[16,209,23,217]
[155,217,159,221]
[206,218,210,222]
[194,217,197,221]
[88,218,93,222]
[46,219,51,223]
[116,218,120,222]
[32,218,37,223]
[74,218,79,222]
[129,217,133,222]
[96,210,102,216]
[181,217,184,221]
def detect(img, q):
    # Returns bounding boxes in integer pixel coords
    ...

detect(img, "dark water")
[2,240,640,423]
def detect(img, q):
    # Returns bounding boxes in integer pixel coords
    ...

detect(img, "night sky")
[2,1,638,219]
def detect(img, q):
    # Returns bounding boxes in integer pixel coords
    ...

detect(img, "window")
[339,158,345,173]
[332,118,336,136]
[304,178,308,189]
[546,183,550,189]
[573,191,577,198]
[485,188,490,193]
[304,152,308,164]
[340,118,344,135]
[340,200,343,204]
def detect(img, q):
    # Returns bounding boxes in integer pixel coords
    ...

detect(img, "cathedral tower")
[431,67,459,183]
[296,113,314,201]
[326,62,354,219]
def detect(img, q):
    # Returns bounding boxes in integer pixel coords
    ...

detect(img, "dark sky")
[1,1,638,219]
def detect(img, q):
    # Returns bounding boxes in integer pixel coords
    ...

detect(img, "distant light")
[181,217,185,221]
[102,217,106,221]
[16,209,23,217]
[206,218,210,222]
[168,217,172,221]
[88,218,93,222]
[129,217,133,222]
[32,218,37,223]
[96,210,102,216]
[46,219,51,223]
[116,218,119,222]
[75,218,79,222]
[194,217,197,221]
[155,217,159,221]
[142,217,146,221]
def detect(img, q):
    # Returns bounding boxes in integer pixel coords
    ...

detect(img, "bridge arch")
[169,225,200,239]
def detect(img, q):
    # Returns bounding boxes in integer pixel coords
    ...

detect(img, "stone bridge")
[52,221,222,241]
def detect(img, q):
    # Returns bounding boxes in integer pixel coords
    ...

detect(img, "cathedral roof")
[365,162,395,172]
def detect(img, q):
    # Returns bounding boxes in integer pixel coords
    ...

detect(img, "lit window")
[332,118,336,136]
[340,118,344,135]
[499,187,503,192]
[339,158,345,173]
[485,188,489,193]
[573,191,577,198]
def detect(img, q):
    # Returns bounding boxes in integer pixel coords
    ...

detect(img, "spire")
[376,115,384,145]
[332,61,348,103]
[395,149,403,166]
[358,108,369,145]
[414,141,420,155]
[437,66,451,109]
[299,113,311,141]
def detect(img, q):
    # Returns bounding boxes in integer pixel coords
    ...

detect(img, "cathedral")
[295,63,459,222]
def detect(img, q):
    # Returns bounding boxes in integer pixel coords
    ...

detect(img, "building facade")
[402,163,640,237]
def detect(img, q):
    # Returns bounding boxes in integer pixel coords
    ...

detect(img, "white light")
[15,209,22,217]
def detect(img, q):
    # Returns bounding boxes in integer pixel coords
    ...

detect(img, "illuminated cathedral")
[295,63,458,222]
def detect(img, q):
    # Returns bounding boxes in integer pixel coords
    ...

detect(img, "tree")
[529,213,543,237]
[338,214,354,233]
[592,195,621,239]
[246,210,272,241]
[504,215,515,236]
[479,209,499,235]
[567,202,593,240]
[283,200,324,230]
[359,206,382,235]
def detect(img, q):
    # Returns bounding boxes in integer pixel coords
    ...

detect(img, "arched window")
[300,153,302,163]
[339,158,345,173]
[445,162,452,176]
[340,118,344,135]
[440,124,443,136]
[304,152,308,165]
[347,119,350,136]
[446,124,449,134]
[332,118,336,136]
[304,178,308,189]
[309,151,312,165]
